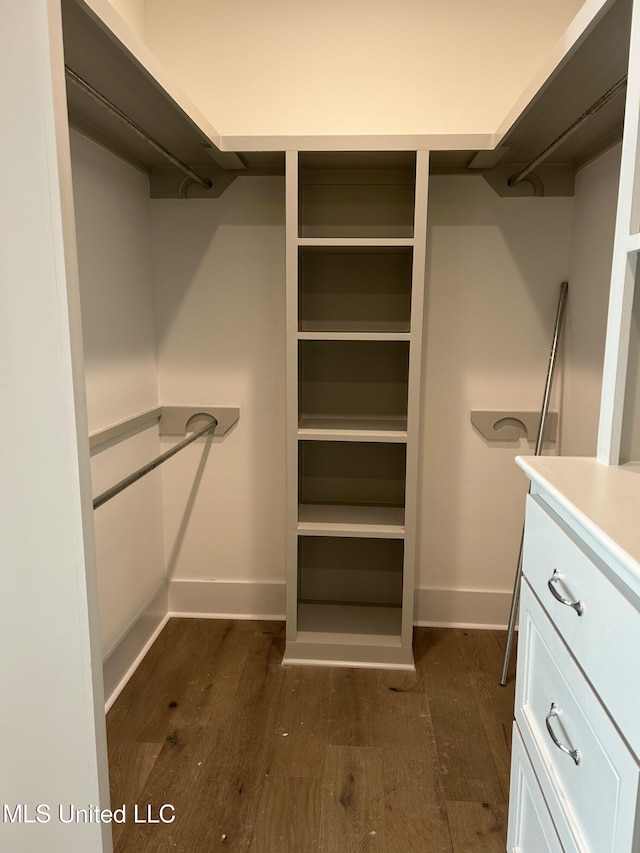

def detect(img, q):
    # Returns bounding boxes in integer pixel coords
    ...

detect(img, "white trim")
[102,582,169,711]
[218,132,495,154]
[89,406,161,450]
[414,586,512,630]
[167,579,510,631]
[101,581,512,709]
[298,237,414,247]
[168,578,287,620]
[282,656,415,671]
[169,610,285,621]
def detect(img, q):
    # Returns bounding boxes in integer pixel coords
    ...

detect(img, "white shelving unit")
[284,149,429,669]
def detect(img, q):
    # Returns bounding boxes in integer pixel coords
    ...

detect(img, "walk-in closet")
[4,0,640,850]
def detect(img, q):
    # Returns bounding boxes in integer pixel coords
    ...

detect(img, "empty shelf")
[300,320,411,333]
[296,602,403,644]
[298,416,408,441]
[298,152,416,239]
[298,331,411,341]
[298,504,405,537]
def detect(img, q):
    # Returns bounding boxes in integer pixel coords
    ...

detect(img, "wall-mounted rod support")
[93,416,217,510]
[65,66,213,190]
[508,76,627,188]
[500,282,568,686]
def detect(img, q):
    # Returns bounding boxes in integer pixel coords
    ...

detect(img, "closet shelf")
[299,170,415,188]
[296,603,403,644]
[298,416,408,441]
[61,0,283,197]
[298,237,414,247]
[299,320,411,333]
[62,0,216,172]
[430,0,632,196]
[298,331,411,342]
[297,504,405,537]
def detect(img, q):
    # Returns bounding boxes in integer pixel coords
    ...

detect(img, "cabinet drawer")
[508,724,563,853]
[523,494,640,754]
[516,583,640,853]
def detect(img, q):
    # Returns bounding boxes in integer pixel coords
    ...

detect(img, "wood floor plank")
[319,745,385,852]
[378,679,432,750]
[111,623,286,852]
[112,724,212,853]
[174,620,280,730]
[268,666,331,778]
[250,777,321,852]
[172,631,287,851]
[446,800,508,853]
[458,630,516,800]
[106,619,515,852]
[328,669,381,747]
[108,741,164,850]
[420,629,506,804]
[383,750,454,852]
[378,685,453,850]
[107,618,233,742]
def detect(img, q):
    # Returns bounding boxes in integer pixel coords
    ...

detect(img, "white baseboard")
[168,578,286,620]
[169,579,510,630]
[101,581,510,712]
[414,586,512,630]
[102,582,169,712]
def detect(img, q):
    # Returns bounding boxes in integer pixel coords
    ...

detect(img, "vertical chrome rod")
[500,282,568,686]
[93,417,217,510]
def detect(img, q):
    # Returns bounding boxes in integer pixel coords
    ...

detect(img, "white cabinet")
[283,150,429,668]
[508,459,640,852]
[508,726,564,853]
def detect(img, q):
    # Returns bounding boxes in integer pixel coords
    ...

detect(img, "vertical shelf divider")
[285,150,299,643]
[402,149,430,654]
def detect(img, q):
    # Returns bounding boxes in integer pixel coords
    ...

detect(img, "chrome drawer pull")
[546,702,581,765]
[548,570,584,615]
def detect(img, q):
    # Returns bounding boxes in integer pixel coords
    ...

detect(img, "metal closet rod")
[65,66,213,190]
[508,75,628,188]
[93,416,217,510]
[500,282,568,687]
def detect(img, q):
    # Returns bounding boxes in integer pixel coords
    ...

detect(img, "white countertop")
[516,456,640,597]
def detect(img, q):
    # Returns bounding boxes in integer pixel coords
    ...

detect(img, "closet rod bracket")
[159,406,240,436]
[470,410,558,443]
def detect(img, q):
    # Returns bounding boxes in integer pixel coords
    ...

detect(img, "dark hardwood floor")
[106,619,516,852]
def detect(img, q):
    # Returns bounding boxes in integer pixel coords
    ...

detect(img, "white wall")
[416,152,620,626]
[417,176,574,623]
[563,143,623,455]
[71,130,165,655]
[105,0,145,38]
[147,161,619,627]
[151,178,286,608]
[1,2,110,849]
[142,0,584,139]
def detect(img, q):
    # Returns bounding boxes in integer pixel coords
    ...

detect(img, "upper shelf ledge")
[431,0,631,195]
[64,0,221,162]
[62,0,284,196]
[65,0,630,192]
